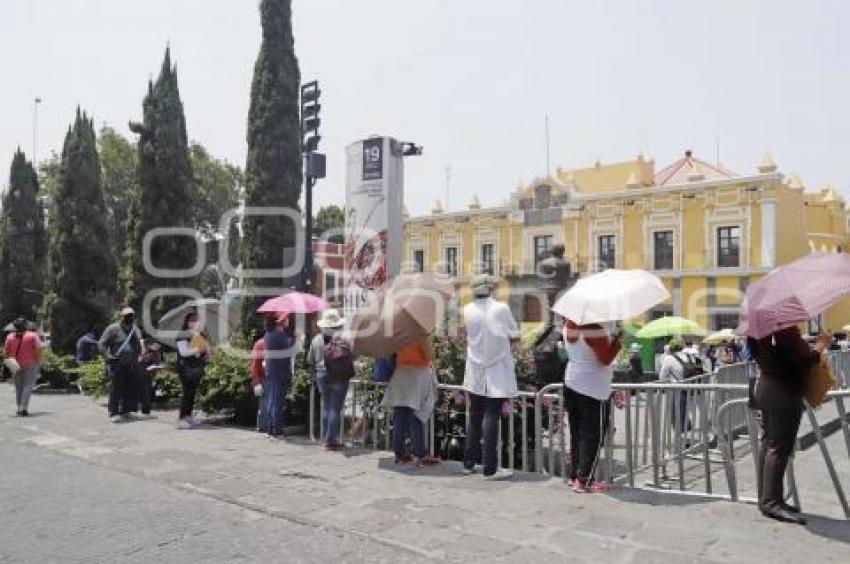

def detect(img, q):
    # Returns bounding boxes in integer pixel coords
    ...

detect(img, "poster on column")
[343,136,404,317]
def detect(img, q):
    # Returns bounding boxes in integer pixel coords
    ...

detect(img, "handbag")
[3,336,25,374]
[805,360,835,408]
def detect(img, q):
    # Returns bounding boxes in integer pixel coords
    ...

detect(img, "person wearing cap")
[307,309,348,450]
[462,274,519,480]
[4,317,42,416]
[98,307,144,423]
[262,313,295,438]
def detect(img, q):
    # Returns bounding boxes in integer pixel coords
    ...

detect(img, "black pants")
[464,394,504,476]
[138,373,152,415]
[108,364,137,417]
[758,406,802,510]
[179,372,202,419]
[564,386,610,483]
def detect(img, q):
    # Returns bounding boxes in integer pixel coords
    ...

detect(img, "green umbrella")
[636,316,706,339]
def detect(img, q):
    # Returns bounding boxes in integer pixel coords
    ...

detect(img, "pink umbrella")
[256,292,329,315]
[737,252,850,339]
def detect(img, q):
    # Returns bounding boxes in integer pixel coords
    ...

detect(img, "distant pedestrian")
[748,327,828,525]
[462,275,519,480]
[4,317,42,416]
[260,314,295,438]
[563,318,621,493]
[250,334,267,432]
[75,328,100,363]
[658,338,700,445]
[175,312,210,429]
[383,338,440,466]
[307,309,352,450]
[627,343,643,384]
[137,340,163,419]
[98,307,143,423]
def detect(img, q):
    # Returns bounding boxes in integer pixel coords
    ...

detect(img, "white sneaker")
[177,419,193,430]
[483,469,514,481]
[138,413,155,420]
[190,416,203,427]
[461,466,477,476]
[110,415,123,424]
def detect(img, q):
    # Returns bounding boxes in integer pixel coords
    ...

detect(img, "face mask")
[123,316,134,326]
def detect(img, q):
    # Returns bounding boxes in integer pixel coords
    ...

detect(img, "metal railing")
[307,353,850,516]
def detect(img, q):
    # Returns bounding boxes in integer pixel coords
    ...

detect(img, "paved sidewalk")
[1,384,848,563]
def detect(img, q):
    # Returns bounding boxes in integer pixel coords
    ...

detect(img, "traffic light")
[301,81,321,156]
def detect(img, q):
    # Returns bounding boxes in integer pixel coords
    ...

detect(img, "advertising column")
[343,137,404,316]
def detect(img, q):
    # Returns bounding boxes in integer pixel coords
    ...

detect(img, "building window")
[324,271,339,303]
[480,243,495,275]
[413,249,425,273]
[598,235,616,270]
[711,312,739,331]
[444,246,458,277]
[533,235,553,271]
[717,226,741,267]
[653,230,674,270]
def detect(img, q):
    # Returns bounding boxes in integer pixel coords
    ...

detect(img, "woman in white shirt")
[563,319,621,493]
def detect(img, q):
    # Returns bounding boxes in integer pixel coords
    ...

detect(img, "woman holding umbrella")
[748,327,829,524]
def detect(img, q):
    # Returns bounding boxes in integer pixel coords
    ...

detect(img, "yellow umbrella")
[703,328,737,345]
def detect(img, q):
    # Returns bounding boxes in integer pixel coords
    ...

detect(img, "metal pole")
[303,174,314,292]
[33,97,41,164]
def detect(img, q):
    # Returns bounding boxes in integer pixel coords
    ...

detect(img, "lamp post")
[33,97,42,164]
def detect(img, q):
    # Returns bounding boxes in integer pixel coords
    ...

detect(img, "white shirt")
[564,323,615,401]
[462,297,519,398]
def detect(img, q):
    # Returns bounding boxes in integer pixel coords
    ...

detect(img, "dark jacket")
[750,326,819,410]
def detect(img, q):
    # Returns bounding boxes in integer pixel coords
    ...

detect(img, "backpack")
[324,334,355,379]
[672,352,704,379]
[373,355,396,383]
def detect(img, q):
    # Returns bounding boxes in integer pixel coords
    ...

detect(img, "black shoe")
[761,505,807,525]
[19,409,28,417]
[780,501,801,514]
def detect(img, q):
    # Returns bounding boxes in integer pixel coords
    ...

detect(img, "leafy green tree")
[46,109,116,353]
[0,149,47,323]
[240,0,302,336]
[127,47,197,323]
[191,142,242,237]
[98,126,138,262]
[314,205,344,243]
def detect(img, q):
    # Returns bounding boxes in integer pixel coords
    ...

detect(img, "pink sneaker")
[570,480,587,493]
[587,481,614,493]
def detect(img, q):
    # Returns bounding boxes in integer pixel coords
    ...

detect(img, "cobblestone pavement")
[1,385,848,563]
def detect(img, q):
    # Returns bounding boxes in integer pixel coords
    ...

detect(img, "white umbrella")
[156,296,241,348]
[552,269,670,324]
[703,328,737,345]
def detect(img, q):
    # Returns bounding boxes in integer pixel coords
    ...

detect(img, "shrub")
[78,358,108,397]
[197,347,257,424]
[38,350,80,390]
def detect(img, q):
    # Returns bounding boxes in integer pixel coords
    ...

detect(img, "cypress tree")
[241,0,302,335]
[0,148,46,323]
[127,47,196,324]
[47,109,117,353]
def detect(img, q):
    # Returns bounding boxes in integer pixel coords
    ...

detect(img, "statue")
[537,243,571,323]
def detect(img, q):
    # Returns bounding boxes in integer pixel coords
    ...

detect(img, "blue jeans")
[464,394,504,476]
[392,406,426,458]
[258,372,291,436]
[317,373,348,444]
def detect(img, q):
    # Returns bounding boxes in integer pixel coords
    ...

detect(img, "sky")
[1,0,848,216]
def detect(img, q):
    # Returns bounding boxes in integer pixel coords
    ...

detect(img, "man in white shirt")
[658,339,697,442]
[461,275,519,479]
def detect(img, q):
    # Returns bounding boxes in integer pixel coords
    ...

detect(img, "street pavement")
[1,384,848,563]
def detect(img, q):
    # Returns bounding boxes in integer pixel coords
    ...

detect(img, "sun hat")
[471,274,494,296]
[317,308,345,329]
[120,306,135,316]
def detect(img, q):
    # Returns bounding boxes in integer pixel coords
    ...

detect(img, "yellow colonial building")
[404,151,850,331]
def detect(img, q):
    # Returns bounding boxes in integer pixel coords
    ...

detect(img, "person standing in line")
[137,339,163,419]
[307,309,351,450]
[383,338,441,466]
[4,317,42,416]
[658,338,696,444]
[263,314,295,439]
[462,275,519,480]
[98,307,144,423]
[175,312,210,429]
[562,318,621,493]
[75,328,100,363]
[748,326,829,525]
